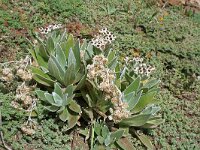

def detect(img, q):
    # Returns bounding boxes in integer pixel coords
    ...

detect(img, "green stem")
[90,121,95,150]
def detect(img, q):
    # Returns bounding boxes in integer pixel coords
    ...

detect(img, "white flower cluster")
[39,24,62,34]
[87,55,130,122]
[129,57,155,77]
[91,28,116,50]
[87,54,110,82]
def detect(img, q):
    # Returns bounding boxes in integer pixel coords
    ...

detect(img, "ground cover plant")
[0,0,200,149]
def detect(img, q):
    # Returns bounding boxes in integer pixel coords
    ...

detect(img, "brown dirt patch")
[0,45,18,62]
[160,0,200,12]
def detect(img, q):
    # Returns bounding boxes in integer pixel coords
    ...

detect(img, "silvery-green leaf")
[68,48,76,67]
[108,51,116,63]
[62,93,68,106]
[68,100,81,113]
[57,106,65,113]
[124,72,133,83]
[148,87,160,93]
[59,108,69,122]
[123,76,140,95]
[115,78,121,90]
[119,114,151,127]
[79,128,89,137]
[35,90,46,101]
[32,74,54,87]
[68,111,79,129]
[45,105,59,112]
[115,63,120,79]
[59,29,67,43]
[141,105,161,115]
[141,117,165,128]
[73,41,81,70]
[120,67,126,80]
[48,56,64,82]
[52,92,63,106]
[65,34,74,58]
[127,91,142,111]
[46,36,55,55]
[97,136,104,145]
[123,92,135,103]
[131,91,158,113]
[104,134,111,146]
[102,125,109,138]
[143,79,160,89]
[64,64,76,86]
[116,137,136,150]
[35,54,48,68]
[56,44,66,70]
[94,122,101,136]
[110,129,124,143]
[85,42,93,60]
[65,84,74,97]
[134,132,154,150]
[75,72,86,90]
[31,66,51,79]
[74,71,82,83]
[108,57,117,70]
[44,93,55,104]
[41,66,49,73]
[51,55,65,76]
[39,44,49,60]
[54,83,63,98]
[27,48,37,63]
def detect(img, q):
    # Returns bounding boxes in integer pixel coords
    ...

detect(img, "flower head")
[91,28,116,50]
[87,54,130,122]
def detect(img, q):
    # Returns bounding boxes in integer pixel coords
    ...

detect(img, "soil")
[0,45,17,62]
[160,0,200,12]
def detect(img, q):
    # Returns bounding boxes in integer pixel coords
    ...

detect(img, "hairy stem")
[90,121,95,149]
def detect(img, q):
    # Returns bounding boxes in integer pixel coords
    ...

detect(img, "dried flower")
[16,69,32,81]
[15,56,33,81]
[21,123,36,136]
[1,68,13,82]
[14,82,36,109]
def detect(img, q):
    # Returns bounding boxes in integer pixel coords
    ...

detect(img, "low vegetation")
[0,0,199,149]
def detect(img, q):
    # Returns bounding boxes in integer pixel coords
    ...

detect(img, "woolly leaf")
[64,64,76,86]
[124,77,140,95]
[127,91,142,111]
[116,137,136,150]
[132,91,157,113]
[59,108,69,122]
[119,114,151,127]
[68,100,81,113]
[52,92,63,106]
[68,111,79,129]
[54,83,63,98]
